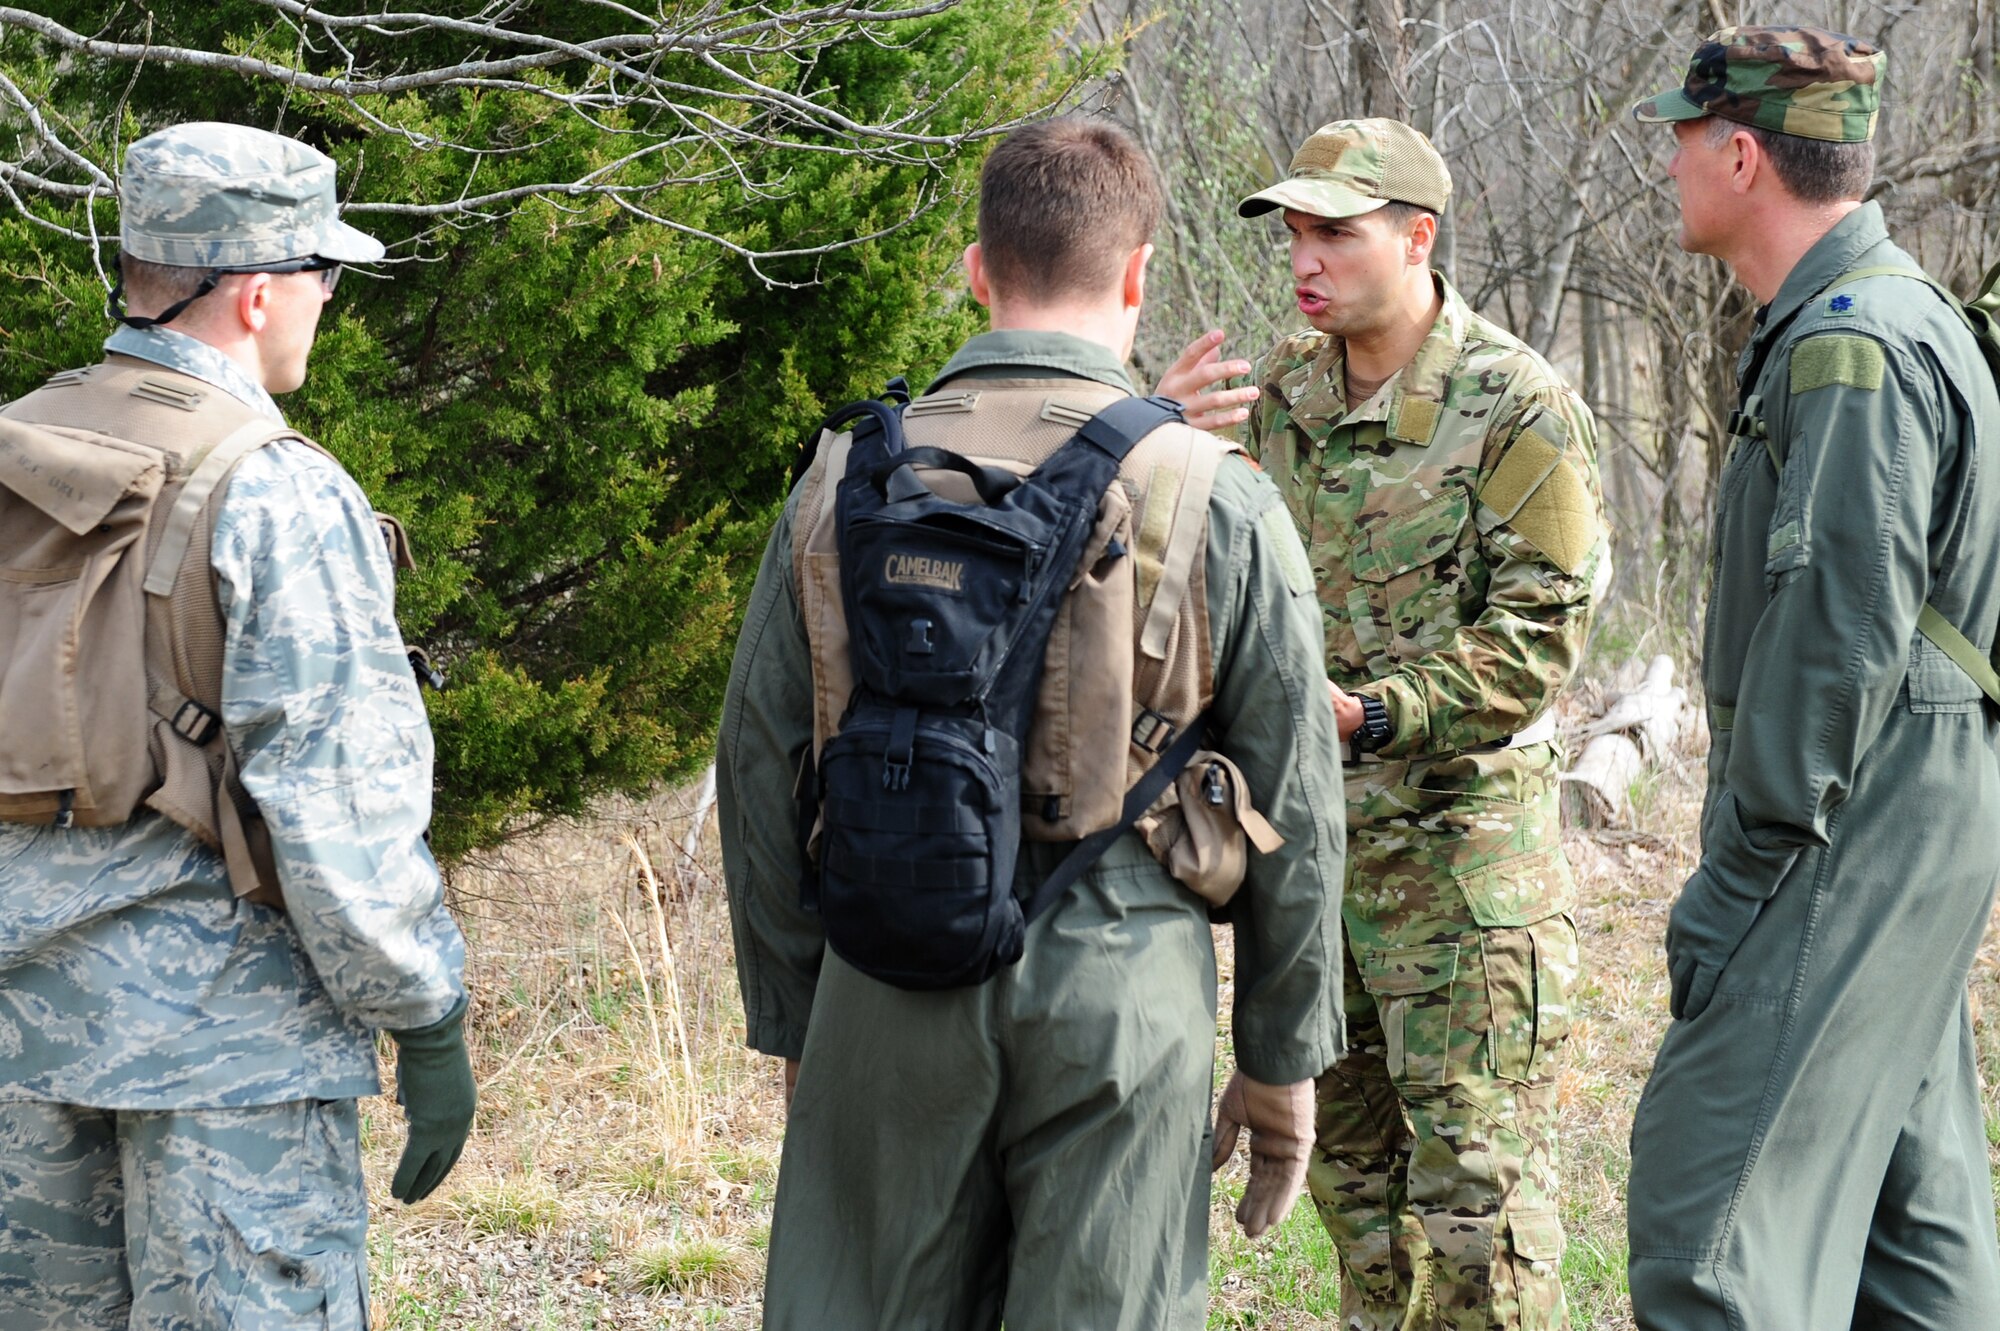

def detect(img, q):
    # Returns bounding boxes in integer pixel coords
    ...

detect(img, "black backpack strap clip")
[882,706,919,791]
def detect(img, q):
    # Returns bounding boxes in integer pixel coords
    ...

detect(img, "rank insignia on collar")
[1829,294,1855,313]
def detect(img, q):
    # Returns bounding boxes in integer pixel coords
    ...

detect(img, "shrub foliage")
[0,1,1093,854]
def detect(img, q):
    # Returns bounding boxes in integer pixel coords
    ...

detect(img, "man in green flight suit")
[1626,27,2000,1328]
[717,117,1349,1330]
[1162,117,1606,1330]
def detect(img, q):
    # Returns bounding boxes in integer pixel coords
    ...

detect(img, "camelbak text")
[884,552,965,592]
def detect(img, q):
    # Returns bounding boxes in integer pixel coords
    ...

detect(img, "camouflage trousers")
[1309,747,1578,1331]
[0,1099,368,1331]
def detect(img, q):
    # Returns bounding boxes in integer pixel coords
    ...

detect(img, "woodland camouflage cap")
[1633,26,1884,143]
[119,122,385,268]
[1238,118,1451,219]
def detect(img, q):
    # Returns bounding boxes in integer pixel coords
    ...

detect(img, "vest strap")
[1142,430,1226,660]
[143,418,298,597]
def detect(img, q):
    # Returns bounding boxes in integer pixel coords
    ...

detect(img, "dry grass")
[362,681,2000,1330]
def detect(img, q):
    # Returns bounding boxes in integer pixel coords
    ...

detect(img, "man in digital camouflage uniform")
[1164,118,1604,1330]
[0,123,473,1329]
[719,117,1347,1330]
[1627,29,2000,1328]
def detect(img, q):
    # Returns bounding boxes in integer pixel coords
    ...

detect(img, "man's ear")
[1406,211,1439,267]
[1122,242,1154,310]
[965,242,992,308]
[1729,127,1763,197]
[232,272,274,333]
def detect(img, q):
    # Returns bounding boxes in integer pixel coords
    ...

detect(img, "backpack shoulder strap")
[142,417,300,596]
[1917,605,2000,706]
[1072,393,1183,463]
[144,423,325,905]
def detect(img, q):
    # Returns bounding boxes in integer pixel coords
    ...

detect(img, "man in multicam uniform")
[0,123,472,1329]
[1163,118,1604,1330]
[1627,29,2000,1328]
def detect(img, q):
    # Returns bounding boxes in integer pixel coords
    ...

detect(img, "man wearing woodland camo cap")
[1160,117,1605,1331]
[0,122,471,1328]
[1625,25,2000,1330]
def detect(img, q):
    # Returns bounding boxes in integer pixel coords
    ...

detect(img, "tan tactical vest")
[0,355,404,906]
[792,377,1280,900]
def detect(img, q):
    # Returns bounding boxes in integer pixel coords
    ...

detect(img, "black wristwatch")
[1351,694,1393,754]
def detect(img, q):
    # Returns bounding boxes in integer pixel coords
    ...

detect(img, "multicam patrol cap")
[1633,26,1884,143]
[1238,118,1451,219]
[120,122,385,269]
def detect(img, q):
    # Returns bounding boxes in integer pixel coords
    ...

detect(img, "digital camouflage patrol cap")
[120,122,385,269]
[1633,26,1884,143]
[1238,118,1451,220]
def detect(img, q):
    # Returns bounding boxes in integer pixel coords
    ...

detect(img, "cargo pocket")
[1483,915,1578,1085]
[1454,845,1571,928]
[1458,847,1575,1085]
[217,1196,368,1331]
[1503,1206,1566,1329]
[1360,943,1459,1088]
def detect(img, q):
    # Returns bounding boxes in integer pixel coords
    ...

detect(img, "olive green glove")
[387,997,478,1204]
[1210,1069,1315,1238]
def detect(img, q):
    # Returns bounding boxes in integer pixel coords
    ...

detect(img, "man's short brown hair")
[118,253,210,319]
[976,117,1162,305]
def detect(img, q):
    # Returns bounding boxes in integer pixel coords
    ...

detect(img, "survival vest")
[1729,263,2000,706]
[791,376,1277,990]
[0,354,414,906]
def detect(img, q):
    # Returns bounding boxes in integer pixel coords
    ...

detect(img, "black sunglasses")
[252,255,344,293]
[114,254,345,330]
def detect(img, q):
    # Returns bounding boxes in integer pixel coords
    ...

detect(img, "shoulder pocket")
[1352,488,1470,584]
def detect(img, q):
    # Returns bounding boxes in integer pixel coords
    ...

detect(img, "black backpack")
[797,387,1208,990]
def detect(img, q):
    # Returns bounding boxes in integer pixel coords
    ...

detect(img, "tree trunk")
[1355,0,1411,119]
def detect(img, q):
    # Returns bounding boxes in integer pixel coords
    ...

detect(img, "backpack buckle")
[883,707,918,791]
[171,698,223,746]
[1132,708,1178,755]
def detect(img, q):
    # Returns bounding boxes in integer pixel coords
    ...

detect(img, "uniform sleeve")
[1706,333,1947,900]
[212,440,466,1033]
[1362,392,1605,756]
[1205,458,1348,1085]
[715,495,824,1060]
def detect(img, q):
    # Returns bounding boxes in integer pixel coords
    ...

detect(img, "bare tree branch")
[0,1,1084,280]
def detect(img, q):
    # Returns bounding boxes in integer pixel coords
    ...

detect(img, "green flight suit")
[717,330,1348,1331]
[1626,204,2000,1327]
[1246,275,1604,1331]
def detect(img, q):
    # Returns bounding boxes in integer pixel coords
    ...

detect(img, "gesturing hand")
[1157,330,1260,432]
